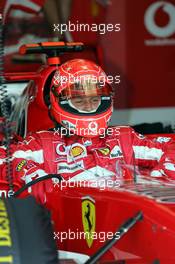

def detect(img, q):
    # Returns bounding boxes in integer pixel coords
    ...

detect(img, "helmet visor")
[59,76,112,99]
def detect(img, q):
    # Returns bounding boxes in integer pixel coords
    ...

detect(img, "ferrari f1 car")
[1,42,175,264]
[2,170,175,263]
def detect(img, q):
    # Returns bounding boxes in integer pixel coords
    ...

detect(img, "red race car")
[1,42,175,264]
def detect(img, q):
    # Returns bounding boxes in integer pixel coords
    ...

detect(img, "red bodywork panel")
[2,42,175,262]
[44,184,175,263]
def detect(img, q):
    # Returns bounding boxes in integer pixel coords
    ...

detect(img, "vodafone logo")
[144,1,175,38]
[56,143,67,155]
[88,121,98,132]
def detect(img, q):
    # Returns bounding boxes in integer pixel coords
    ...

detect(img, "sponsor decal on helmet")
[16,160,27,172]
[53,70,61,86]
[88,121,98,132]
[82,196,96,248]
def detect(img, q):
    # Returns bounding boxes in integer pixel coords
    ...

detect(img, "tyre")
[0,196,58,264]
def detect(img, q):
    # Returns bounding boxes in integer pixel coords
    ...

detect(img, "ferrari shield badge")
[82,196,96,248]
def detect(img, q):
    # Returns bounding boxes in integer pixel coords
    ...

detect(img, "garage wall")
[102,0,175,110]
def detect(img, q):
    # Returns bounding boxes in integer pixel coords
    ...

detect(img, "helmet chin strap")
[67,99,101,114]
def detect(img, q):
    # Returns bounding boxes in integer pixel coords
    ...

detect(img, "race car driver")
[1,59,175,203]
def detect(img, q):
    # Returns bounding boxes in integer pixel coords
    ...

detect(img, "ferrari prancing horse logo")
[82,196,96,248]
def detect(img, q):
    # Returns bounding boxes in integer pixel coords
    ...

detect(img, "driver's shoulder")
[34,129,62,140]
[107,125,133,136]
[21,129,62,144]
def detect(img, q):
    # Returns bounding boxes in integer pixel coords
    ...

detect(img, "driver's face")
[70,96,101,112]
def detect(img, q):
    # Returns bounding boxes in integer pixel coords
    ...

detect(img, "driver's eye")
[92,98,98,102]
[73,99,84,104]
[91,97,100,103]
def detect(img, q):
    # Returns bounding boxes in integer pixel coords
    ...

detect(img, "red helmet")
[50,59,113,137]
